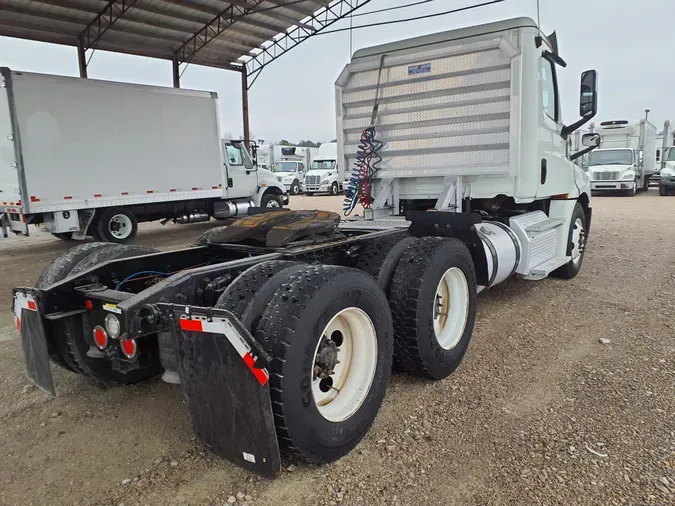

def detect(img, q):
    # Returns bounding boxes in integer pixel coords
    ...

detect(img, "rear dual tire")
[35,243,161,384]
[218,263,393,464]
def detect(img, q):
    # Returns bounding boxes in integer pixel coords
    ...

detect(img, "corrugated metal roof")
[0,0,334,71]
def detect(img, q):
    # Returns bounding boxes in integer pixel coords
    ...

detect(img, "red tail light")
[93,326,108,349]
[120,338,137,359]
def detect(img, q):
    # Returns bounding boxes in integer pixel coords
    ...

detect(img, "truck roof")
[352,17,539,60]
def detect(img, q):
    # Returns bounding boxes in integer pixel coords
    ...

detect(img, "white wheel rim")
[109,214,132,239]
[433,267,470,350]
[266,199,280,208]
[312,307,378,422]
[571,217,585,265]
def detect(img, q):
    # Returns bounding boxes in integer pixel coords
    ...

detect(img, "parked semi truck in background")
[13,18,599,479]
[302,142,343,195]
[0,68,288,243]
[659,146,675,195]
[653,120,673,186]
[588,119,656,195]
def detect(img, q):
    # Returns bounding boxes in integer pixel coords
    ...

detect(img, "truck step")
[530,256,571,276]
[525,218,566,233]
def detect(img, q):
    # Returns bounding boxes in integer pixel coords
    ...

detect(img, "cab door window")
[541,58,559,122]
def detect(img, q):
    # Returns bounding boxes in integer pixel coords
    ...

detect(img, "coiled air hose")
[343,126,382,216]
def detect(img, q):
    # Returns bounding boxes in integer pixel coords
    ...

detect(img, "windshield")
[273,161,298,173]
[668,149,675,162]
[588,149,633,166]
[311,160,336,170]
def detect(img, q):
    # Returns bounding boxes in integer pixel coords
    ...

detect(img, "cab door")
[537,56,574,197]
[223,140,258,198]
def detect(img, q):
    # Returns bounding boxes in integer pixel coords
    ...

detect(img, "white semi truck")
[588,119,657,195]
[0,68,288,243]
[13,18,599,479]
[302,142,343,195]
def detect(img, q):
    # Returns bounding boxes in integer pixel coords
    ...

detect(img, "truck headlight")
[321,179,330,184]
[622,172,635,180]
[105,314,121,339]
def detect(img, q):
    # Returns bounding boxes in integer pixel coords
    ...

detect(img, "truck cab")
[659,147,675,195]
[271,160,305,195]
[302,142,341,196]
[588,120,656,195]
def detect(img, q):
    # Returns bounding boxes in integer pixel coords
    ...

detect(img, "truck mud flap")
[162,304,281,479]
[13,289,54,395]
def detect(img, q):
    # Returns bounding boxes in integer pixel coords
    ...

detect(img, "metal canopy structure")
[0,0,371,141]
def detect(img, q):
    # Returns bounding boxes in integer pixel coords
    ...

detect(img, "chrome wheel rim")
[571,217,585,265]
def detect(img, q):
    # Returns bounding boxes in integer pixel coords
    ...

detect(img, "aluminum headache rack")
[336,27,522,217]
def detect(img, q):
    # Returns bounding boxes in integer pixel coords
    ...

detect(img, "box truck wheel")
[329,182,339,196]
[255,265,393,463]
[261,193,283,208]
[389,237,477,379]
[215,260,306,337]
[290,180,301,195]
[36,242,119,372]
[96,207,138,243]
[552,202,587,280]
[52,244,162,384]
[353,234,415,296]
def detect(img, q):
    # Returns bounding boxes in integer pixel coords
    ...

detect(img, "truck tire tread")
[215,260,305,336]
[353,233,414,296]
[389,237,477,379]
[255,265,393,463]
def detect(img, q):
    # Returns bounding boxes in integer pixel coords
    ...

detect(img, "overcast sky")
[0,0,672,143]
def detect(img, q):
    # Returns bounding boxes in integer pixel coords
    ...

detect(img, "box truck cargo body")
[0,68,287,242]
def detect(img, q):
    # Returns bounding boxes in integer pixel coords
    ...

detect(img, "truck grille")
[593,171,619,181]
[305,175,321,185]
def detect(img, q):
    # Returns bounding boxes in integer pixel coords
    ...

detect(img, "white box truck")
[0,68,288,243]
[13,18,600,479]
[302,142,343,196]
[588,119,657,195]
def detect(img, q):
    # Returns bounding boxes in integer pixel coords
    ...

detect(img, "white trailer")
[0,68,288,242]
[302,142,343,196]
[588,119,657,195]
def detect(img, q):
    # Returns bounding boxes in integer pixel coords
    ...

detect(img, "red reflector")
[243,352,269,386]
[94,194,102,198]
[15,316,21,332]
[27,300,37,311]
[64,196,72,200]
[212,186,218,189]
[192,187,199,191]
[30,196,40,202]
[16,200,21,206]
[85,300,94,311]
[179,319,203,332]
[170,189,177,192]
[120,338,137,358]
[121,192,129,196]
[93,326,108,349]
[147,190,154,194]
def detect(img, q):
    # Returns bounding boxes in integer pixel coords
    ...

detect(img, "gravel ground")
[0,192,674,506]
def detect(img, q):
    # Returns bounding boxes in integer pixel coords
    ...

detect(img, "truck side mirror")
[579,70,598,118]
[571,133,600,161]
[562,70,598,139]
[581,133,600,148]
